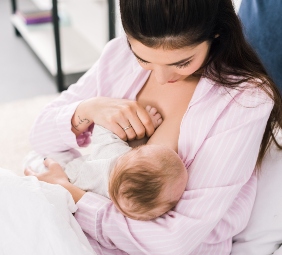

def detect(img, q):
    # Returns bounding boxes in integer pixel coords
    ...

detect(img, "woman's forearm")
[25,158,87,204]
[71,98,97,136]
[63,181,86,203]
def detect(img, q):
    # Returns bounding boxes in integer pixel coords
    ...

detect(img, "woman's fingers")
[118,102,154,140]
[43,158,62,171]
[119,122,137,141]
[126,117,146,140]
[115,105,152,140]
[89,97,155,141]
[136,106,155,138]
[24,159,56,177]
[43,158,55,168]
[24,167,37,177]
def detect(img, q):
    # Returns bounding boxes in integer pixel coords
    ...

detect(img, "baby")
[25,106,188,221]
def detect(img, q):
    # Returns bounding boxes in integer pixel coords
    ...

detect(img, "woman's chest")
[136,75,198,151]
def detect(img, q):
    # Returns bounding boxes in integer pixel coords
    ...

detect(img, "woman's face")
[128,37,211,85]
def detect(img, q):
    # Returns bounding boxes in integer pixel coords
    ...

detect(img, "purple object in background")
[16,10,53,25]
[25,16,53,25]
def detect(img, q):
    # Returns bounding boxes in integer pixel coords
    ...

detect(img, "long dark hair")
[119,0,282,170]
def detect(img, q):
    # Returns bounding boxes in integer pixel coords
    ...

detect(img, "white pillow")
[231,130,282,254]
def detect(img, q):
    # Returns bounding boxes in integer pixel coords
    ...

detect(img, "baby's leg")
[145,105,163,129]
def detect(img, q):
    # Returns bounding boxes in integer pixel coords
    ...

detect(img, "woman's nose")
[153,67,174,85]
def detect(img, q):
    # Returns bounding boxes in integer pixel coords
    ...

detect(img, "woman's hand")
[24,158,69,186]
[72,97,155,141]
[24,158,86,203]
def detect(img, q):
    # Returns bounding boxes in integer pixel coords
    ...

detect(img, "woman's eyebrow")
[132,50,194,66]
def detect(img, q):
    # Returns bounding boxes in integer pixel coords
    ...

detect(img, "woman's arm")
[71,97,155,141]
[29,62,99,155]
[24,158,86,203]
[73,89,274,254]
[29,37,154,156]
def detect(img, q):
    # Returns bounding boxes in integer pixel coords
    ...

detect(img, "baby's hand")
[145,105,163,129]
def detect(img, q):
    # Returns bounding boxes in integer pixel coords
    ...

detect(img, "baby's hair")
[108,145,185,217]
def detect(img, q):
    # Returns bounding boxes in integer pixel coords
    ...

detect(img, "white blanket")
[0,168,95,255]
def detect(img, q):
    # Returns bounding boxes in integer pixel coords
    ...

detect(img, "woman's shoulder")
[92,35,143,97]
[210,77,274,108]
[102,35,128,53]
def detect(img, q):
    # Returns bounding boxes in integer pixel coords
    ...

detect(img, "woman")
[25,0,282,254]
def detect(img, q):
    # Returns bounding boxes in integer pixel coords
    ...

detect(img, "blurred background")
[0,0,123,103]
[0,0,241,104]
[0,0,243,174]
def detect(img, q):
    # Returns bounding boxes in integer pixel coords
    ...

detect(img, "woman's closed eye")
[136,56,192,69]
[175,60,192,69]
[136,57,149,65]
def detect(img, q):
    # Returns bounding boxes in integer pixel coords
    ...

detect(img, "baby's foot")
[145,105,163,129]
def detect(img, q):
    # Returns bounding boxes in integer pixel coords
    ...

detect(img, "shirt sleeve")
[29,63,99,155]
[74,90,274,254]
[29,36,130,156]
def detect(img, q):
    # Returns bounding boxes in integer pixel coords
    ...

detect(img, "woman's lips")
[168,79,178,83]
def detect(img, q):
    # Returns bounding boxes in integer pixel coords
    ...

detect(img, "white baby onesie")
[24,125,132,198]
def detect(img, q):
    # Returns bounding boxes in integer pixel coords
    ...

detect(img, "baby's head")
[109,144,188,221]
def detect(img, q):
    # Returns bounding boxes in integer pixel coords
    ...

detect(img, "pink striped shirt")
[29,36,273,254]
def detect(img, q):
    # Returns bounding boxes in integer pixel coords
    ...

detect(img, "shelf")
[11,14,101,76]
[30,0,104,11]
[10,0,114,90]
